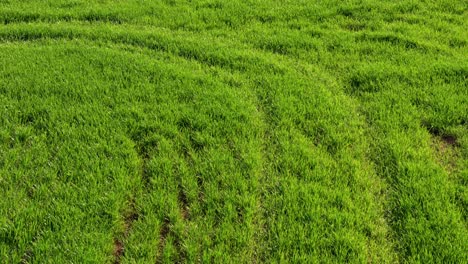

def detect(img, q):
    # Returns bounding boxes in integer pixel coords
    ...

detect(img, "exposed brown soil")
[113,199,139,264]
[113,239,124,264]
[178,187,190,221]
[196,174,205,204]
[20,249,33,264]
[430,133,459,173]
[156,217,171,264]
[441,134,457,146]
[425,124,458,147]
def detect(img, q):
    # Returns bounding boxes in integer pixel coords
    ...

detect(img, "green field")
[0,0,467,263]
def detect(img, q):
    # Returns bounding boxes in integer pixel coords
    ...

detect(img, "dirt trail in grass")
[156,218,170,264]
[113,198,139,263]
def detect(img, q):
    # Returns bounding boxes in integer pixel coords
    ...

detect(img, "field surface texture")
[0,0,467,263]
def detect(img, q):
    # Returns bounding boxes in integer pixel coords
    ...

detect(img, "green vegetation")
[0,0,467,263]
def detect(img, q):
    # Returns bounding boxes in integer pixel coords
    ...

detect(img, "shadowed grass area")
[0,0,467,263]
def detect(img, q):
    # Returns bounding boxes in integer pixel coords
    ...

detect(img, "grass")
[0,0,467,263]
